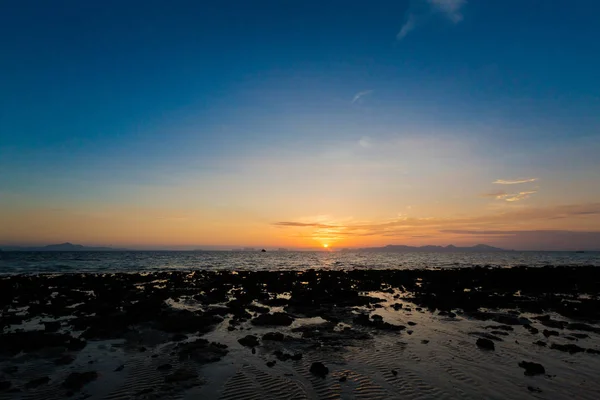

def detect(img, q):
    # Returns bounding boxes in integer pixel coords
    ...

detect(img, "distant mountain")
[2,242,127,251]
[341,244,507,253]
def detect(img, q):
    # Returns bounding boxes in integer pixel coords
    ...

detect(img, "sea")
[1,250,599,274]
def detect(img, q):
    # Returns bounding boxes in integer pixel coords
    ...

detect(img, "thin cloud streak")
[481,190,537,202]
[398,0,467,40]
[428,0,467,23]
[352,90,373,103]
[493,178,538,185]
[397,14,416,40]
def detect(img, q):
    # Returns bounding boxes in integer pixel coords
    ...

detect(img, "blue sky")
[1,1,600,249]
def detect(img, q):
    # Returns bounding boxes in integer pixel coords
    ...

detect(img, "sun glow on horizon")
[323,244,329,248]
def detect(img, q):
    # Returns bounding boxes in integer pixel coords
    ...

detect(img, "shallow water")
[1,250,599,274]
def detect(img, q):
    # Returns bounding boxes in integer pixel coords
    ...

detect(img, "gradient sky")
[1,0,600,250]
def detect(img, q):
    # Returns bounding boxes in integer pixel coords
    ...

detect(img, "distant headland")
[1,243,128,251]
[340,244,508,252]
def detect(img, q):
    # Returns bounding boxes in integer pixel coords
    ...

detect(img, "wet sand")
[1,266,600,399]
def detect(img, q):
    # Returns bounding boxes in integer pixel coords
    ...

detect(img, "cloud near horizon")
[273,203,600,246]
[493,178,538,185]
[482,190,537,202]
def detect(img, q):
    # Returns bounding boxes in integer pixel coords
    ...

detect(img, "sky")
[1,0,600,250]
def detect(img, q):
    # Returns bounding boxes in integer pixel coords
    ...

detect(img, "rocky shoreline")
[1,266,600,399]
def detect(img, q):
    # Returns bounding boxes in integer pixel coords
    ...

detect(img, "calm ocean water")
[0,251,599,274]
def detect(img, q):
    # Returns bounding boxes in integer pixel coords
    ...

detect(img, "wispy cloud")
[397,0,467,40]
[504,191,537,202]
[428,0,467,23]
[352,90,373,104]
[482,190,537,202]
[358,136,372,148]
[493,178,538,185]
[397,14,416,40]
[481,191,508,198]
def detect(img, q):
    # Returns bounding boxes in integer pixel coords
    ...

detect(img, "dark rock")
[0,331,86,355]
[485,324,513,331]
[251,347,256,354]
[291,353,303,361]
[494,314,529,326]
[310,362,329,378]
[353,314,405,331]
[523,324,539,334]
[247,304,270,314]
[421,340,429,344]
[543,329,559,338]
[586,348,600,355]
[44,321,61,332]
[114,364,125,372]
[572,333,589,339]
[339,376,347,382]
[25,377,50,389]
[528,386,542,393]
[407,330,413,335]
[157,309,222,334]
[566,323,600,334]
[165,368,198,383]
[476,338,495,350]
[470,332,503,342]
[2,366,18,374]
[251,312,294,326]
[62,371,98,390]
[178,339,228,363]
[0,381,11,391]
[407,321,416,326]
[171,333,188,342]
[550,343,585,354]
[157,363,173,371]
[238,335,260,347]
[533,341,547,347]
[54,354,75,365]
[391,370,398,376]
[139,346,147,352]
[274,350,290,361]
[518,361,545,376]
[262,332,284,341]
[266,361,276,367]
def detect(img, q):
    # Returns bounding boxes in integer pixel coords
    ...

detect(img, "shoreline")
[1,266,600,399]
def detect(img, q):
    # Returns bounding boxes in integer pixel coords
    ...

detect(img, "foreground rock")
[0,331,86,355]
[178,339,228,363]
[550,343,585,354]
[310,362,329,378]
[262,332,285,341]
[62,371,98,390]
[251,312,294,326]
[476,338,495,350]
[518,361,545,376]
[354,314,405,331]
[238,335,260,347]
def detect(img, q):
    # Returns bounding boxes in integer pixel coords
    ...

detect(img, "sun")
[323,244,329,248]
